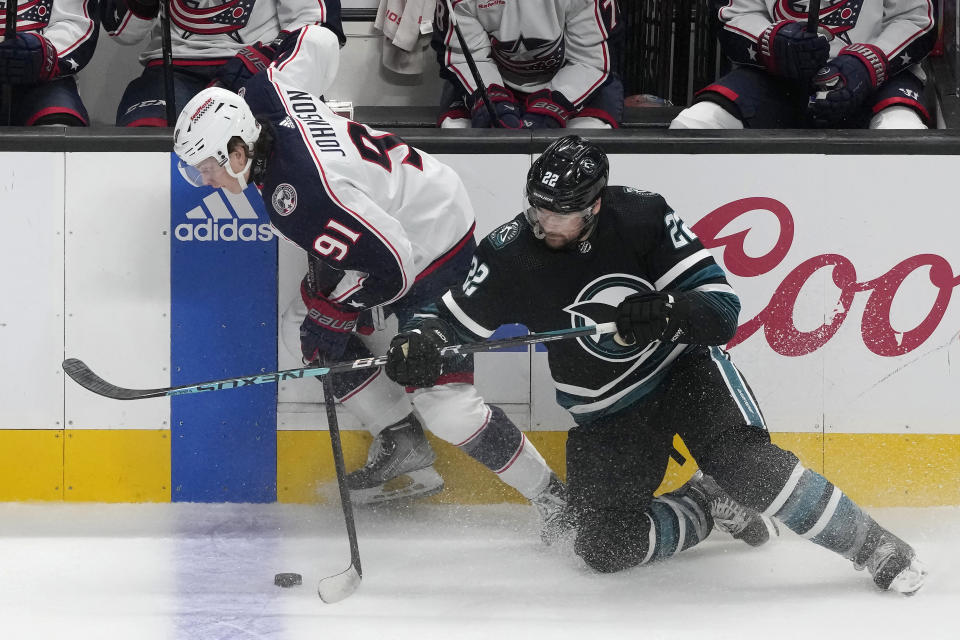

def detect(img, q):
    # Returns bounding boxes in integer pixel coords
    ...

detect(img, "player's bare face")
[536,209,588,248]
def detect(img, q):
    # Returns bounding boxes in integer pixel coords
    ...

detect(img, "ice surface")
[0,502,956,640]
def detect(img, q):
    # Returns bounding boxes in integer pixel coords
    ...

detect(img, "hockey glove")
[299,278,361,363]
[615,291,681,346]
[0,33,59,85]
[808,44,888,127]
[522,89,574,129]
[469,84,523,129]
[385,319,455,387]
[758,20,830,83]
[212,41,279,92]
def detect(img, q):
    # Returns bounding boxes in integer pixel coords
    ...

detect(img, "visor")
[177,156,227,188]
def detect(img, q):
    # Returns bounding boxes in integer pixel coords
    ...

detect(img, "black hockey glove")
[758,20,830,83]
[615,291,682,346]
[0,33,58,86]
[808,44,888,127]
[469,84,523,129]
[385,319,455,387]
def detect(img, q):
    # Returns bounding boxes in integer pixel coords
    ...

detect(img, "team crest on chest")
[563,274,656,362]
[272,183,297,216]
[488,221,521,249]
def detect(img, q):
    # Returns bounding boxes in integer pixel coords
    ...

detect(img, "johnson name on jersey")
[240,35,475,311]
[714,0,937,81]
[432,0,623,107]
[435,187,741,424]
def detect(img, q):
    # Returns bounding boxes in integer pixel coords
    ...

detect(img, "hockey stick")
[317,368,362,603]
[159,0,176,125]
[442,0,498,126]
[62,322,618,400]
[806,0,821,33]
[2,0,17,125]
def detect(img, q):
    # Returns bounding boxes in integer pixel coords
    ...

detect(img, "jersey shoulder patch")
[486,218,524,250]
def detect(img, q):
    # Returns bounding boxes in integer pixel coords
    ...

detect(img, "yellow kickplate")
[63,430,170,502]
[277,430,960,507]
[0,430,63,501]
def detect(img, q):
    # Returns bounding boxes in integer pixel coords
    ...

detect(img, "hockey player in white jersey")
[671,0,937,129]
[103,0,344,126]
[432,0,624,129]
[0,0,100,125]
[169,26,587,537]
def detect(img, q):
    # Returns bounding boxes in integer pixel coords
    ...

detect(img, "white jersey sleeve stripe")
[442,290,495,339]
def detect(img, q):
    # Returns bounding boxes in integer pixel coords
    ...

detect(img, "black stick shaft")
[62,322,617,401]
[3,0,18,125]
[806,0,821,33]
[320,371,362,585]
[444,0,497,127]
[160,0,176,125]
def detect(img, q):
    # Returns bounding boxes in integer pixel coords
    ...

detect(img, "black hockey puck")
[274,572,303,588]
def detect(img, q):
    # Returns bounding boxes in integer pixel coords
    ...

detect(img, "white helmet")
[173,87,261,191]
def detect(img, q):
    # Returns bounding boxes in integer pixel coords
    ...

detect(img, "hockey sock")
[456,405,551,498]
[762,462,876,559]
[643,484,714,563]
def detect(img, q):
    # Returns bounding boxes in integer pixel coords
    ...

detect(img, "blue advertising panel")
[169,156,278,502]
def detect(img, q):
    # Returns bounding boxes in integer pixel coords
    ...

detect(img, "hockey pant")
[280,297,553,498]
[568,345,889,573]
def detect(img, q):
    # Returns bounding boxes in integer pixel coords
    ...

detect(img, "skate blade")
[889,559,928,596]
[350,467,444,506]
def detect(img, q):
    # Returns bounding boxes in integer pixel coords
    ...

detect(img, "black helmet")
[526,135,608,213]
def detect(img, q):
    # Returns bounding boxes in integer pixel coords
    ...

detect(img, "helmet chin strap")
[226,156,253,192]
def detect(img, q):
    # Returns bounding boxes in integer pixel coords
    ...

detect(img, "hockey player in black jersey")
[384,135,927,594]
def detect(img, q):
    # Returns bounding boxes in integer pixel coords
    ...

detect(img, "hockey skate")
[531,473,576,545]
[689,471,779,547]
[853,523,927,595]
[345,417,444,506]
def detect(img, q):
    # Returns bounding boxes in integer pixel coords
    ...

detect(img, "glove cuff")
[758,20,796,74]
[26,33,59,81]
[524,89,573,126]
[839,43,889,88]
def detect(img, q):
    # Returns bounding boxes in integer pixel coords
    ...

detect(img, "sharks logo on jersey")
[563,273,655,362]
[776,1,866,44]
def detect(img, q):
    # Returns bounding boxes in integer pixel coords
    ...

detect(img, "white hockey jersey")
[102,0,343,65]
[715,0,936,80]
[1,0,99,75]
[243,26,476,309]
[432,0,622,107]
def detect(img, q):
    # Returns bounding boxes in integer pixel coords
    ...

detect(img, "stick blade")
[318,563,361,603]
[62,358,166,400]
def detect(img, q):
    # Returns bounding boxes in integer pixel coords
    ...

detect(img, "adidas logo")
[174,190,275,242]
[279,116,296,129]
